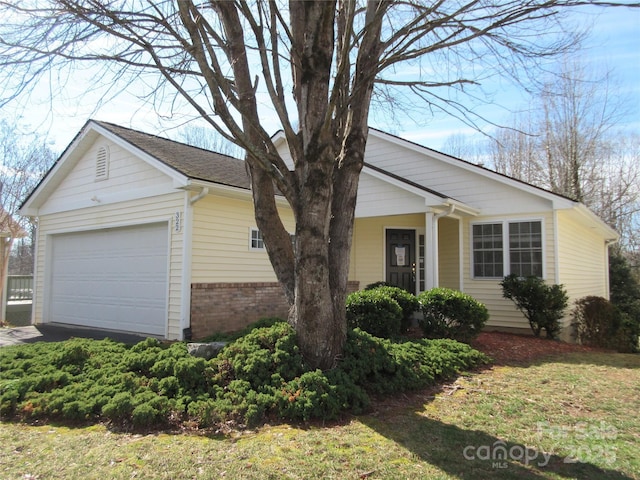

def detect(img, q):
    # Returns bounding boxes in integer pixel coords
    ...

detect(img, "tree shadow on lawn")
[360,401,632,479]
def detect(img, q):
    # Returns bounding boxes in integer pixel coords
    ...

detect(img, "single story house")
[19,120,618,341]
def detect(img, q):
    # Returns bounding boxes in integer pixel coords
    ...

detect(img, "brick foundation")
[190,281,360,340]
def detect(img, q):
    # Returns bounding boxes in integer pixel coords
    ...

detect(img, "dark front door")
[386,229,416,294]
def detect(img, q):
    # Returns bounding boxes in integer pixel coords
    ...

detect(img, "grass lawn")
[1,346,638,479]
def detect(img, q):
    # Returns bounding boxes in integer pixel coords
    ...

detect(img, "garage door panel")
[49,223,169,336]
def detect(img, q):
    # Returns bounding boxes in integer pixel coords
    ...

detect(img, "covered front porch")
[350,208,477,296]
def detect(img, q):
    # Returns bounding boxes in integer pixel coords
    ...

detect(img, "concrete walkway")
[0,324,149,347]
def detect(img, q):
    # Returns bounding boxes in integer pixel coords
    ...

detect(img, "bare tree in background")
[482,60,640,254]
[1,1,635,368]
[177,125,244,159]
[0,120,56,315]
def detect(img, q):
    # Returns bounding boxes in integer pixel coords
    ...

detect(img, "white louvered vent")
[95,146,110,181]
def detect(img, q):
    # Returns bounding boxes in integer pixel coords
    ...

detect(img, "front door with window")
[386,229,416,294]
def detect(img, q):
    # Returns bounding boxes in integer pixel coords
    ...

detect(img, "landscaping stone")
[187,342,227,359]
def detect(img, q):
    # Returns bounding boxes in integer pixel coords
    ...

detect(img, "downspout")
[431,204,456,289]
[181,187,209,340]
[189,187,209,205]
[604,238,618,299]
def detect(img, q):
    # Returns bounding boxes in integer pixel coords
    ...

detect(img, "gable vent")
[95,145,110,181]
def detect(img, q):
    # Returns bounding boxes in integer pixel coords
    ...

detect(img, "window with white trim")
[249,228,296,251]
[509,221,543,277]
[472,220,543,278]
[95,145,110,181]
[249,228,265,250]
[472,223,504,278]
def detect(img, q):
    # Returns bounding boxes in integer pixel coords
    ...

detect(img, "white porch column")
[424,211,437,290]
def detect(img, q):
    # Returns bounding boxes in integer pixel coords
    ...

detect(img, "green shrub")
[337,329,488,395]
[609,251,640,351]
[572,296,639,353]
[101,391,134,420]
[0,322,488,430]
[364,281,391,290]
[211,322,304,387]
[346,289,403,338]
[365,286,419,332]
[417,288,489,342]
[199,316,286,342]
[278,370,344,421]
[500,274,568,339]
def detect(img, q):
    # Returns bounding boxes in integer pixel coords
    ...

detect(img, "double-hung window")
[249,228,296,251]
[249,228,265,250]
[472,220,543,278]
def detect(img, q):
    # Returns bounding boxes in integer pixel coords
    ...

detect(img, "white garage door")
[48,223,169,336]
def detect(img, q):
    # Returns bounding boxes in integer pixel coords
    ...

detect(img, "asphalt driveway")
[0,324,149,347]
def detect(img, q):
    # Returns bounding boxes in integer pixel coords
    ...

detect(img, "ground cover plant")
[1,334,637,479]
[0,322,487,430]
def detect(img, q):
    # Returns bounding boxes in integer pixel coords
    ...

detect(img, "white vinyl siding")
[363,134,553,216]
[557,210,609,301]
[40,137,174,215]
[355,173,430,217]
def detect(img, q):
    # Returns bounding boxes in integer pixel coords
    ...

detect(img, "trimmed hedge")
[346,289,403,338]
[417,288,488,342]
[0,322,489,429]
[364,285,420,332]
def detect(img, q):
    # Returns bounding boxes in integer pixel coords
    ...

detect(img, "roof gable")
[20,120,250,214]
[366,128,577,209]
[93,121,249,189]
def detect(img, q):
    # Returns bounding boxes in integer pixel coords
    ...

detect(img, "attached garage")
[47,223,169,336]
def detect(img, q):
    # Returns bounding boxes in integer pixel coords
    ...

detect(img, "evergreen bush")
[346,289,403,338]
[0,323,488,430]
[572,296,639,353]
[609,251,640,351]
[417,288,489,342]
[364,285,420,332]
[500,274,568,339]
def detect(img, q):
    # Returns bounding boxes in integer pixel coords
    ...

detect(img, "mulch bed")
[470,331,607,365]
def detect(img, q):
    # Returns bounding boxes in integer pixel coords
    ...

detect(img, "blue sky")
[4,4,639,154]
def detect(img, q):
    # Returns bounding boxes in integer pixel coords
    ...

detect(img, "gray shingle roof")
[94,121,251,190]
